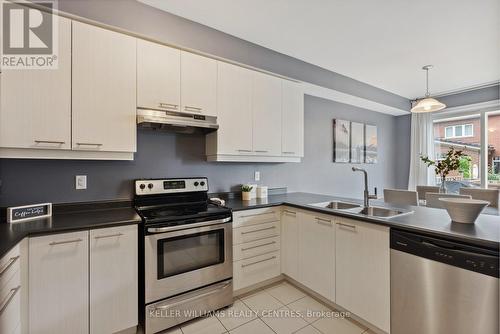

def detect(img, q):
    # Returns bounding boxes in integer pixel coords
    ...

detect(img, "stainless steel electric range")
[134,177,233,334]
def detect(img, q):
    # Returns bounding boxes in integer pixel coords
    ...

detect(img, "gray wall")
[50,0,409,111]
[438,84,499,108]
[0,96,403,206]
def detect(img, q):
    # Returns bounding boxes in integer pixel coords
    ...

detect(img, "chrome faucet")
[352,167,377,208]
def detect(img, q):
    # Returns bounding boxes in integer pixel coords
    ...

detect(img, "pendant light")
[411,65,446,113]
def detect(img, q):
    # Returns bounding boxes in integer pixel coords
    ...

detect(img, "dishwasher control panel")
[391,230,499,278]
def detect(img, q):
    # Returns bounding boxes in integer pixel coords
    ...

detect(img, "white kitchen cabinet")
[335,218,390,333]
[90,225,138,334]
[0,243,23,334]
[0,16,71,150]
[298,211,335,301]
[251,72,282,156]
[206,61,253,155]
[72,21,137,153]
[29,231,89,334]
[137,40,181,112]
[281,80,304,157]
[181,51,217,116]
[281,208,300,281]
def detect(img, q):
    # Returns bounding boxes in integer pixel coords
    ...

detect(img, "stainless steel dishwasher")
[391,230,499,334]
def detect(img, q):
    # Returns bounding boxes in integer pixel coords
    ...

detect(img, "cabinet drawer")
[233,236,280,261]
[233,251,281,290]
[233,208,280,228]
[0,246,20,294]
[233,221,280,245]
[0,271,21,334]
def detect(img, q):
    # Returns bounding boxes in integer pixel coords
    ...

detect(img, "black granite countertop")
[0,201,141,259]
[224,192,500,250]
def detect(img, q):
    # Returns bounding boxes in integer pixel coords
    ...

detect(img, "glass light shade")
[411,97,446,113]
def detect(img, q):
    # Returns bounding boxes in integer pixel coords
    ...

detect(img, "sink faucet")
[352,167,377,208]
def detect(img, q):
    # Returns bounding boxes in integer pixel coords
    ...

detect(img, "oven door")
[145,219,232,304]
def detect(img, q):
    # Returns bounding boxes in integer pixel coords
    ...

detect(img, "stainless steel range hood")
[137,109,219,134]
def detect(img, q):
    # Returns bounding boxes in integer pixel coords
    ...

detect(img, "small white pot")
[242,192,252,201]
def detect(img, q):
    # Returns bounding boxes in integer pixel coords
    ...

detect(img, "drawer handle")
[237,149,252,152]
[241,226,276,235]
[241,256,277,268]
[337,222,356,230]
[254,150,268,153]
[0,286,20,315]
[94,233,123,240]
[184,106,202,112]
[76,142,103,147]
[0,256,19,277]
[34,140,65,145]
[282,151,296,154]
[239,212,274,218]
[241,241,277,251]
[283,210,296,216]
[49,238,83,246]
[316,217,332,225]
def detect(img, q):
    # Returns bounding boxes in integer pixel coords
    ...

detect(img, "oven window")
[157,229,225,279]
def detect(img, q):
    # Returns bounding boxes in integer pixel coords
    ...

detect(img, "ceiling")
[139,0,500,100]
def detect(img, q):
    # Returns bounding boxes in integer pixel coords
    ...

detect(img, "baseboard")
[233,274,285,297]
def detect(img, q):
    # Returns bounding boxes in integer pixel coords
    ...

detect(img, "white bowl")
[439,198,490,224]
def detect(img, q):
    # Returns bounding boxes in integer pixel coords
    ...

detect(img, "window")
[487,111,500,186]
[444,124,473,138]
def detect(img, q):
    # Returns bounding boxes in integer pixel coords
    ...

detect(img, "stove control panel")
[135,178,208,195]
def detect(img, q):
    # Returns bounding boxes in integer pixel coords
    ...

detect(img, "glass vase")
[439,176,447,193]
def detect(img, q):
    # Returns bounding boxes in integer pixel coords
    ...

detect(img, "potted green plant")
[420,147,467,193]
[241,184,253,201]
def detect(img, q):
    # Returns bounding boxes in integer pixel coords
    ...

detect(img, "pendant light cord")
[425,67,430,97]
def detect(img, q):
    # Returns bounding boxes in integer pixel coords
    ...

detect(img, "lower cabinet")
[298,211,335,301]
[335,217,390,333]
[90,225,138,334]
[0,243,25,334]
[281,208,300,281]
[232,208,282,291]
[28,225,138,334]
[29,230,89,334]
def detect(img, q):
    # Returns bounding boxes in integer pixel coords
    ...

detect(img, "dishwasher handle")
[391,229,499,278]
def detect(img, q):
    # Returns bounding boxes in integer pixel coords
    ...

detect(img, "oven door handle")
[147,217,232,233]
[153,280,232,310]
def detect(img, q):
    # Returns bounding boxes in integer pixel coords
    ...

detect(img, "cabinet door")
[29,231,89,334]
[281,81,304,157]
[181,51,217,116]
[0,15,71,150]
[72,21,137,153]
[281,208,299,281]
[335,218,390,332]
[137,40,181,111]
[216,62,253,154]
[298,212,335,301]
[90,225,138,334]
[252,72,282,156]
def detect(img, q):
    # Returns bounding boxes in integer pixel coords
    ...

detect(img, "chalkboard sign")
[7,203,52,223]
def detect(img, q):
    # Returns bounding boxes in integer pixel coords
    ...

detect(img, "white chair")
[416,186,440,202]
[426,193,472,209]
[384,189,419,206]
[459,188,500,208]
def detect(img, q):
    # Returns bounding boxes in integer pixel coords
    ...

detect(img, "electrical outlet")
[254,171,261,182]
[75,175,87,190]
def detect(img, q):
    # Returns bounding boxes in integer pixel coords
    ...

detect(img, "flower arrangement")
[420,147,467,193]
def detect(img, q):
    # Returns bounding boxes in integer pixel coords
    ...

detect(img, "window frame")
[443,124,474,138]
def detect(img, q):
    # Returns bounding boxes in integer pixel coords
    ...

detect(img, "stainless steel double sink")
[310,201,412,218]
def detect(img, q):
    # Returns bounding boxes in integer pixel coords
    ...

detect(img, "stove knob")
[139,184,146,190]
[200,181,206,186]
[148,183,154,189]
[194,181,199,187]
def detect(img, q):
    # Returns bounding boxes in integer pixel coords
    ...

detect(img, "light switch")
[254,171,261,181]
[76,175,87,190]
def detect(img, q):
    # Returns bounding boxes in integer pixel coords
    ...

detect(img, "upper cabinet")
[72,21,137,153]
[207,62,253,155]
[252,72,282,156]
[206,62,304,162]
[137,40,181,112]
[180,51,217,116]
[282,80,304,157]
[0,16,72,151]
